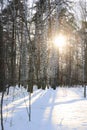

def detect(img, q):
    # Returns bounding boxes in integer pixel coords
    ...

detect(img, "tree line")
[0,0,87,93]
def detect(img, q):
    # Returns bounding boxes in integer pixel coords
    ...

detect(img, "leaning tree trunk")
[0,20,5,130]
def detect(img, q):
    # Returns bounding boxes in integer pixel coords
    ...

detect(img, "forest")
[0,0,87,130]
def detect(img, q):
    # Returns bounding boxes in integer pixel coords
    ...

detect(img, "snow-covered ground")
[0,86,87,130]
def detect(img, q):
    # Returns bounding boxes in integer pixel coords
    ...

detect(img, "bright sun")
[54,34,66,48]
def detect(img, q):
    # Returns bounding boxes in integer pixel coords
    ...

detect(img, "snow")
[0,86,87,130]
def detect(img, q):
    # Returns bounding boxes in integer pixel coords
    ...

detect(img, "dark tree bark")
[0,20,5,92]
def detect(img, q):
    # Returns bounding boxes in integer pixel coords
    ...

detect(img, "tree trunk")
[0,20,5,91]
[1,91,5,130]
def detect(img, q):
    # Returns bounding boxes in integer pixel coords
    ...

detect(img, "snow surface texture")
[0,86,87,130]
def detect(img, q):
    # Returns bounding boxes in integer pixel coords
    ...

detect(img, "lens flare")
[54,34,66,48]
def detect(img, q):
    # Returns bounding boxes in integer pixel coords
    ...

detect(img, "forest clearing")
[0,0,87,130]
